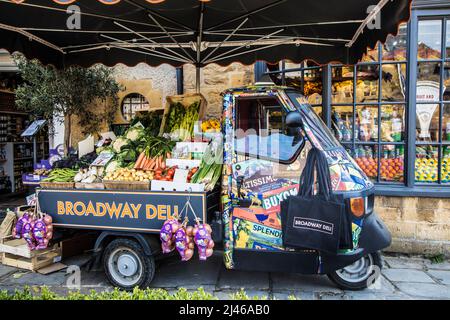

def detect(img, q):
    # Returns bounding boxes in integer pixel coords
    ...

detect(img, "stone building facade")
[68,62,449,257]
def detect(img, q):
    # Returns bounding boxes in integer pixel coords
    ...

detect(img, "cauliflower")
[105,160,122,173]
[112,137,130,153]
[125,126,145,142]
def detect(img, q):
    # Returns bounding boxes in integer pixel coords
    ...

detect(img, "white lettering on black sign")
[293,217,334,235]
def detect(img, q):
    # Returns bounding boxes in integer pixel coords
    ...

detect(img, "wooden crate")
[103,180,150,191]
[159,93,207,136]
[75,182,105,190]
[40,181,74,189]
[0,237,62,272]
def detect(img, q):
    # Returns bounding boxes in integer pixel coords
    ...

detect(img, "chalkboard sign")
[21,120,46,137]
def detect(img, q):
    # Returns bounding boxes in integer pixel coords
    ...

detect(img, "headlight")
[349,197,365,217]
[349,194,374,218]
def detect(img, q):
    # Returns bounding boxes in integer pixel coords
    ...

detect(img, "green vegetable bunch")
[42,168,77,182]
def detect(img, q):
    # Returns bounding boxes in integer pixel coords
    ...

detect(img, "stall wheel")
[103,238,155,290]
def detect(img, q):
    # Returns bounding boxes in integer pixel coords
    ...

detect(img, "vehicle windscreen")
[234,97,303,162]
[286,90,342,151]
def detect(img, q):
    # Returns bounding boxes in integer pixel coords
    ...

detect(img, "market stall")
[0,0,411,290]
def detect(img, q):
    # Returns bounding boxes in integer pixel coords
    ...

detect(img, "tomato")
[155,169,163,175]
[155,174,162,180]
[167,169,175,176]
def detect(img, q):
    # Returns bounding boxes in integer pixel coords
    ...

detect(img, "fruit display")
[103,168,153,182]
[355,156,378,179]
[153,166,176,182]
[52,152,97,170]
[201,118,221,133]
[381,157,404,181]
[41,168,77,182]
[355,154,404,181]
[414,157,450,183]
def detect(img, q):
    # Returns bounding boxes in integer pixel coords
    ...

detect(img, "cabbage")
[125,126,145,142]
[112,137,130,153]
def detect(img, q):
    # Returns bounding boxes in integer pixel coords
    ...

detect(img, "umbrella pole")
[195,65,201,93]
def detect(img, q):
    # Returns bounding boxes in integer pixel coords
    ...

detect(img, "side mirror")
[286,111,303,128]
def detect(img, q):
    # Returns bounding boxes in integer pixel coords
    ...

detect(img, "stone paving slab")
[1,270,67,286]
[427,270,450,285]
[270,273,342,294]
[383,268,435,283]
[217,268,270,290]
[150,253,222,288]
[384,256,426,270]
[424,261,450,271]
[395,282,450,299]
[0,265,17,278]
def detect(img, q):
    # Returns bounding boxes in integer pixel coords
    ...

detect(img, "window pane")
[442,146,450,183]
[331,66,353,104]
[380,145,405,182]
[418,20,442,60]
[443,104,450,142]
[354,145,378,181]
[415,145,439,183]
[381,105,405,142]
[416,103,440,142]
[304,68,323,105]
[312,106,323,118]
[356,65,379,103]
[331,106,353,142]
[444,62,450,101]
[382,63,406,101]
[446,20,450,59]
[361,46,379,62]
[356,105,378,142]
[417,62,441,85]
[382,23,407,61]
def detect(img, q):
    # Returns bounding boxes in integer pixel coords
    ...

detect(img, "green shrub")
[0,286,277,300]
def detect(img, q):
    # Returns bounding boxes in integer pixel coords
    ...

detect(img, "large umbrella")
[0,0,411,90]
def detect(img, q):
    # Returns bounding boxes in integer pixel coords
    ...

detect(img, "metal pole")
[195,65,201,93]
[33,136,37,167]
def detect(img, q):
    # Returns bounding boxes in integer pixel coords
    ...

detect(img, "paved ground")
[0,251,448,300]
[0,195,449,300]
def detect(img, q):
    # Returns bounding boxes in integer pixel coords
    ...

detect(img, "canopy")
[0,0,411,69]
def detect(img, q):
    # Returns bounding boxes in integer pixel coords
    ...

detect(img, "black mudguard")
[320,213,391,274]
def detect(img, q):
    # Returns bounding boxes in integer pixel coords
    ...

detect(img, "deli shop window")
[415,17,450,185]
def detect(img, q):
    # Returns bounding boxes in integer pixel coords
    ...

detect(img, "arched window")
[121,93,149,122]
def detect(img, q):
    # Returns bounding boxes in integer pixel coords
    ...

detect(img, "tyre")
[103,238,155,290]
[327,252,382,291]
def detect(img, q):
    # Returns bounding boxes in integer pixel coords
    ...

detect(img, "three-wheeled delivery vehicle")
[37,85,391,290]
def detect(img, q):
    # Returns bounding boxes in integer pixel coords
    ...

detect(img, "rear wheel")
[103,238,155,290]
[327,252,382,290]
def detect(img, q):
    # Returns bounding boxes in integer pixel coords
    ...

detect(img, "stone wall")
[69,63,177,146]
[376,196,450,257]
[183,63,254,118]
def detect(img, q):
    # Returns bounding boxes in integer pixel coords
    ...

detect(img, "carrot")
[135,152,146,169]
[147,158,155,170]
[160,157,166,170]
[166,152,171,159]
[144,157,153,170]
[143,155,150,169]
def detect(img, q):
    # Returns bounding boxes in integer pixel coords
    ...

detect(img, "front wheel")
[327,252,382,290]
[103,238,155,290]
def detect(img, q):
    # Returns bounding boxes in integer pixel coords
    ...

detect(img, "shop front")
[255,1,450,255]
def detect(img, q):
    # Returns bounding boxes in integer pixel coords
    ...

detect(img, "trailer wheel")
[327,252,382,291]
[103,238,155,290]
